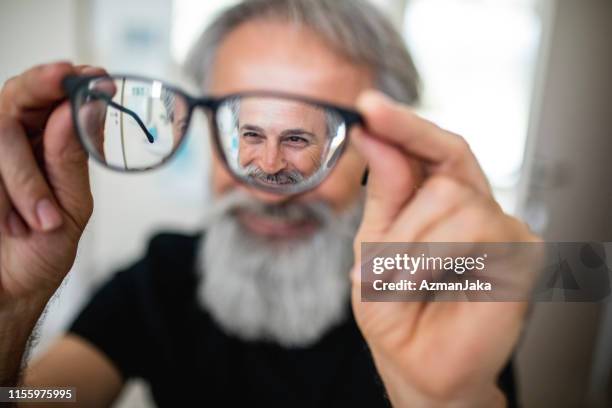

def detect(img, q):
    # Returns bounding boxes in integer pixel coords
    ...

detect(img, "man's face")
[237,98,327,181]
[208,19,372,238]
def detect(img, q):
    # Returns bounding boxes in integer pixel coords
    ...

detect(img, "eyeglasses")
[62,74,364,195]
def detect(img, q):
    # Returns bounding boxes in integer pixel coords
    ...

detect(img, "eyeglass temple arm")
[85,90,155,144]
[62,76,155,144]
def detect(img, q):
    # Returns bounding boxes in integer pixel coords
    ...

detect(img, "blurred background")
[0,0,611,406]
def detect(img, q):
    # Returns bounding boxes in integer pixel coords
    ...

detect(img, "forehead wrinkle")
[238,103,326,136]
[209,20,373,104]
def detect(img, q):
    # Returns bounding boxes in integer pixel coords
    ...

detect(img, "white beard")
[196,190,363,348]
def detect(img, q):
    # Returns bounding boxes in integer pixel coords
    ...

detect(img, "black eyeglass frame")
[63,73,365,194]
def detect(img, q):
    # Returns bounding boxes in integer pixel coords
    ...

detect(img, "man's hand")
[0,62,105,386]
[351,91,538,407]
[0,62,106,299]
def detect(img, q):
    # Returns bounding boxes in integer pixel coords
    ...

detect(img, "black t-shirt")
[69,233,517,407]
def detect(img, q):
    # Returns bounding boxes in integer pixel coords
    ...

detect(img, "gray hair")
[184,0,421,105]
[226,96,346,139]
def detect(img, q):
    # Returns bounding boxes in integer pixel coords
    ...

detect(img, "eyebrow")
[280,128,316,139]
[239,124,316,139]
[240,124,264,133]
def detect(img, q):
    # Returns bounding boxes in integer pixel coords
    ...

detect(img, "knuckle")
[450,134,472,159]
[457,199,502,241]
[461,202,490,226]
[425,176,463,200]
[16,168,44,197]
[424,376,465,402]
[0,76,19,111]
[1,75,18,94]
[506,214,537,240]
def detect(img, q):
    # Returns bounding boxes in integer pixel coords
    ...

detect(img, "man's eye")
[242,132,263,141]
[284,135,309,146]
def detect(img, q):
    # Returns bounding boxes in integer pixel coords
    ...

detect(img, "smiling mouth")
[234,207,319,239]
[244,164,305,187]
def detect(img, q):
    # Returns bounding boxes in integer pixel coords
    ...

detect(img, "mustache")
[243,164,305,186]
[202,190,363,239]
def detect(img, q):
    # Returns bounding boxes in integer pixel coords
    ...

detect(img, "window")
[404,0,542,211]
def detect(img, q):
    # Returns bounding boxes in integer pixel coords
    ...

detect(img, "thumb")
[41,100,92,229]
[351,128,422,236]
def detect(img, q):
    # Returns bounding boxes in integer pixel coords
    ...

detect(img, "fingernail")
[36,199,63,231]
[82,66,103,75]
[7,211,27,237]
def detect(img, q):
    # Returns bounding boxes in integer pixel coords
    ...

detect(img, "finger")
[351,128,423,235]
[75,65,108,77]
[5,209,28,237]
[37,67,108,229]
[41,100,93,229]
[0,62,76,137]
[418,206,539,301]
[0,175,28,237]
[386,176,476,241]
[0,62,75,116]
[0,178,12,235]
[0,115,63,232]
[418,198,505,243]
[356,90,491,197]
[7,210,30,237]
[0,63,108,136]
[40,66,107,228]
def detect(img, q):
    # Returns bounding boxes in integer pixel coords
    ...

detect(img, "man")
[0,0,537,406]
[237,98,329,183]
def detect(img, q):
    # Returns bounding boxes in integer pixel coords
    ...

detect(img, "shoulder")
[119,231,204,302]
[144,231,203,268]
[68,231,203,379]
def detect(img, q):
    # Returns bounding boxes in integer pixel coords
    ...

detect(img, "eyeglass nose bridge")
[188,96,223,112]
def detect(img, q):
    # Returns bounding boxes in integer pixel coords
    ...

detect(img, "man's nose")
[258,142,286,174]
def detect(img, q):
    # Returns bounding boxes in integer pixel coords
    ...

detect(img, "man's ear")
[361,168,369,186]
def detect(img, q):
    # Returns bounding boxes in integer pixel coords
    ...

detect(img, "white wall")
[0,0,78,80]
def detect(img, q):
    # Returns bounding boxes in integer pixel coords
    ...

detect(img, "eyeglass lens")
[72,76,349,194]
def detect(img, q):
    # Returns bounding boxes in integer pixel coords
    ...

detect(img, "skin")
[208,21,369,216]
[237,98,327,181]
[0,19,538,408]
[209,21,369,239]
